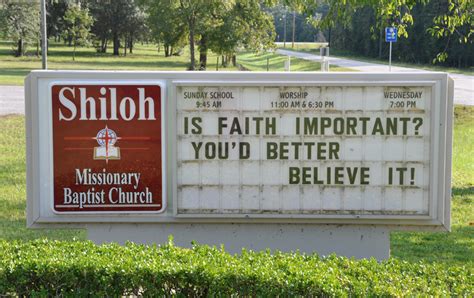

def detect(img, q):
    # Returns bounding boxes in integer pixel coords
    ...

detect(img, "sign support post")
[385,27,397,72]
[389,41,392,72]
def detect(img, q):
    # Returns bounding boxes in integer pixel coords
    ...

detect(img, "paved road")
[0,85,24,115]
[278,49,473,106]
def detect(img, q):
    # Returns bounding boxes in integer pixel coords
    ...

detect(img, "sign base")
[86,224,390,260]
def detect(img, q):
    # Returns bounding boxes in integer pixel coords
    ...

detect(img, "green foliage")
[89,0,147,55]
[0,0,40,56]
[320,0,473,68]
[297,0,473,64]
[208,0,276,56]
[46,0,69,41]
[427,0,473,62]
[141,0,276,70]
[0,239,472,296]
[144,0,187,57]
[62,4,93,61]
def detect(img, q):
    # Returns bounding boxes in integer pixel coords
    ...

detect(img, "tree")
[176,0,210,70]
[63,3,93,60]
[141,0,185,57]
[89,0,137,56]
[195,0,230,70]
[298,0,472,63]
[122,5,147,55]
[427,0,473,62]
[89,0,112,53]
[0,0,40,57]
[201,0,276,70]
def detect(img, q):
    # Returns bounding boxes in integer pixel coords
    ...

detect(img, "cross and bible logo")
[51,84,164,213]
[93,126,121,162]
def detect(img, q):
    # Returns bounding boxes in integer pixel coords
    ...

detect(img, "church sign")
[26,71,453,231]
[51,84,164,213]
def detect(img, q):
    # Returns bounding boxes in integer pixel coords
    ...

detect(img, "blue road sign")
[385,27,398,42]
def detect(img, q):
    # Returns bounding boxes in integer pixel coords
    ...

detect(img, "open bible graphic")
[93,126,121,162]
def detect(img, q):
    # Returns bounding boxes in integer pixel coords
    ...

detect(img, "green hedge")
[0,239,472,296]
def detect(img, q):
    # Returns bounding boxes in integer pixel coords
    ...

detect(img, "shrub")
[0,239,472,296]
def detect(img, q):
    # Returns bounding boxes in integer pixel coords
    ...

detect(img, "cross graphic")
[93,126,121,163]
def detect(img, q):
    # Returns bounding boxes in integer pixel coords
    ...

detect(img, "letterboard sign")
[26,72,452,230]
[175,83,442,218]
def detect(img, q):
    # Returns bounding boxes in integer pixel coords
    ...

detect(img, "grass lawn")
[277,43,474,75]
[0,106,472,266]
[391,106,474,265]
[0,40,239,85]
[0,40,349,86]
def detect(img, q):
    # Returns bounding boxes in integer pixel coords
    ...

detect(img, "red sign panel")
[51,84,164,213]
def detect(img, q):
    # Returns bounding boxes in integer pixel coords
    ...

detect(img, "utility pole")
[291,11,296,48]
[40,0,47,69]
[283,9,287,48]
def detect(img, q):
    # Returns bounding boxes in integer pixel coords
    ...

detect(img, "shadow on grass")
[391,186,473,265]
[0,46,13,56]
[0,68,34,77]
[48,48,119,59]
[391,225,473,265]
[452,186,473,197]
[65,59,188,69]
[239,52,278,63]
[48,47,163,58]
[0,218,85,241]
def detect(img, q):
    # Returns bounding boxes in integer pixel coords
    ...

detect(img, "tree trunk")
[378,25,383,59]
[123,37,127,56]
[232,55,236,67]
[164,45,170,57]
[16,38,23,57]
[73,41,76,61]
[36,38,40,57]
[328,26,331,48]
[113,32,120,56]
[291,11,296,48]
[129,36,133,53]
[199,35,207,70]
[100,38,108,53]
[188,18,196,70]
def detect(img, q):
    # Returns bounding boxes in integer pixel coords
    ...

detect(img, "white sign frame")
[25,71,453,231]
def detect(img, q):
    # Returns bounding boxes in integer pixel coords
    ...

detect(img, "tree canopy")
[63,3,93,60]
[0,0,471,67]
[0,0,40,56]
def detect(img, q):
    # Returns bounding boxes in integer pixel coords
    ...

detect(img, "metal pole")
[291,11,296,48]
[40,0,47,69]
[389,41,392,72]
[283,10,287,48]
